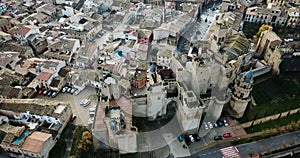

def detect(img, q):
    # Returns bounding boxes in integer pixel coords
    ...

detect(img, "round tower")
[228,70,253,118]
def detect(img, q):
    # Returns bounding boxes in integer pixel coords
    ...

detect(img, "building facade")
[286,7,300,28]
[244,4,288,26]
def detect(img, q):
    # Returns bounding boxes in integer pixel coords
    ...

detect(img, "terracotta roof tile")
[17,26,31,36]
[21,131,52,153]
[35,70,54,81]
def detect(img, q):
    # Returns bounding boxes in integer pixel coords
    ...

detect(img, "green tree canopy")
[77,131,93,152]
[256,24,272,38]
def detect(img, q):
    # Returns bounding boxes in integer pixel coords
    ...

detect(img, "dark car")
[214,135,223,140]
[184,136,191,145]
[21,80,29,86]
[216,120,223,127]
[192,134,201,142]
[214,122,218,128]
[178,135,183,142]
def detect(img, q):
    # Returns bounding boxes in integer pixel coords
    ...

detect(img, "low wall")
[239,107,300,129]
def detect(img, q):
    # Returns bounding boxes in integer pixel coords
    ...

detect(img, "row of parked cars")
[214,133,233,140]
[38,89,58,98]
[203,119,229,130]
[62,86,77,94]
[178,134,201,146]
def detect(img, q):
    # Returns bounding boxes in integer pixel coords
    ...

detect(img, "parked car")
[51,92,58,98]
[223,133,232,138]
[38,89,44,95]
[89,107,96,113]
[89,111,95,117]
[203,122,208,130]
[192,134,201,142]
[43,90,48,96]
[178,135,183,142]
[62,87,68,93]
[214,122,218,128]
[189,135,195,143]
[67,87,72,93]
[88,117,94,125]
[74,90,80,96]
[130,90,137,97]
[80,99,91,107]
[21,80,30,86]
[70,88,76,94]
[216,120,223,127]
[47,90,53,96]
[223,119,229,127]
[207,122,213,129]
[70,115,77,121]
[184,135,191,145]
[214,135,223,140]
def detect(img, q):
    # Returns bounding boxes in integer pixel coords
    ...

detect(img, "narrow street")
[188,130,300,158]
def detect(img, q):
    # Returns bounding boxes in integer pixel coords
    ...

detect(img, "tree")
[10,80,20,87]
[256,24,272,38]
[77,131,93,152]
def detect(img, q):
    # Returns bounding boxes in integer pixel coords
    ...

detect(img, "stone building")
[146,84,168,121]
[267,0,300,6]
[267,0,286,6]
[286,7,300,28]
[244,4,288,26]
[228,70,253,118]
[0,99,72,158]
[92,96,137,154]
[256,27,283,74]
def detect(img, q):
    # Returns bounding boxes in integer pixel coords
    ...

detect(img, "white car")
[73,90,80,96]
[207,122,213,129]
[223,119,229,127]
[189,135,195,143]
[62,87,68,93]
[80,99,91,107]
[88,117,94,125]
[67,87,72,93]
[89,111,95,117]
[89,107,96,112]
[203,122,209,130]
[70,88,76,94]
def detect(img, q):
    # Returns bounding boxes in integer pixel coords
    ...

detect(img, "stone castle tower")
[228,70,253,118]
